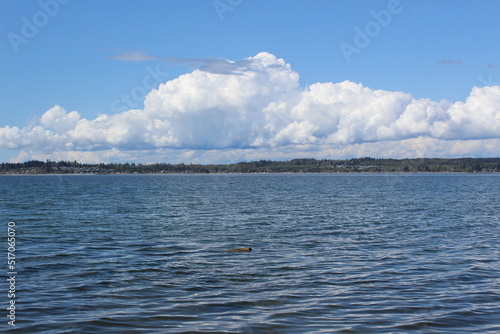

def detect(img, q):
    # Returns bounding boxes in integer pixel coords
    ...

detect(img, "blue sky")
[0,0,499,163]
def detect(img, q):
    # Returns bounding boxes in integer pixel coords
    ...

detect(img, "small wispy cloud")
[109,50,256,75]
[486,64,498,69]
[437,59,463,66]
[166,57,255,75]
[110,51,162,62]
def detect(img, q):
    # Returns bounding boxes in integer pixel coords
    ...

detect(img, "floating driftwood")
[225,247,252,252]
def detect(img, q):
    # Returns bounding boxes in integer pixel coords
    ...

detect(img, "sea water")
[1,174,499,333]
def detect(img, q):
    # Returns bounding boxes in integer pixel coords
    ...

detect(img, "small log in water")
[226,247,252,252]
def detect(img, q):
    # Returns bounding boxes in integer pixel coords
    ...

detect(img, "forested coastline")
[1,158,499,174]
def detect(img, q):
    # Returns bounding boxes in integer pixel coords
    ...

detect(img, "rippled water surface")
[1,174,500,333]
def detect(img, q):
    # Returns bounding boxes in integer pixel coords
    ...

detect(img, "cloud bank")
[1,52,500,163]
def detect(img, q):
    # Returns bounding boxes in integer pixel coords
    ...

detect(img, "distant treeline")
[1,157,500,174]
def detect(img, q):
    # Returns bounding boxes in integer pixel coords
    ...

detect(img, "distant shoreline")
[1,157,499,175]
[1,172,499,176]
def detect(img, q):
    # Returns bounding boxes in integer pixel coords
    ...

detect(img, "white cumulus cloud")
[1,52,499,163]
